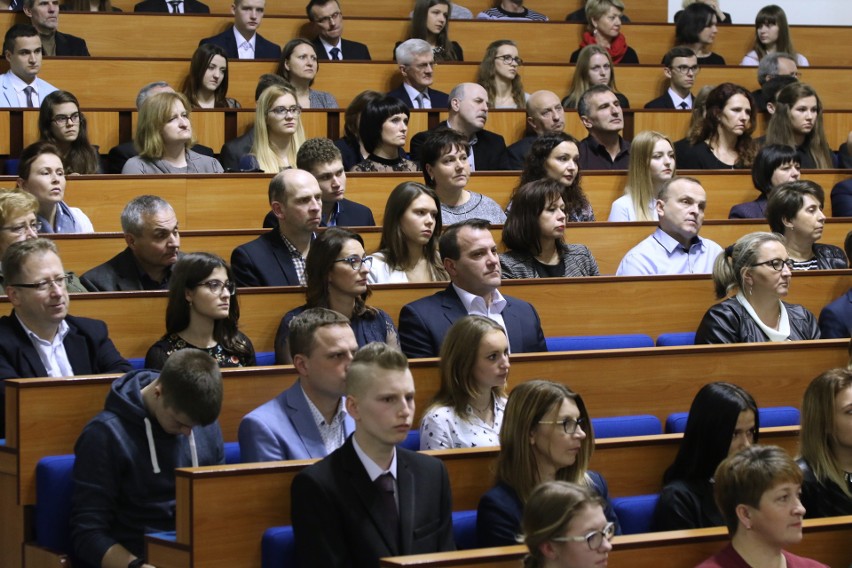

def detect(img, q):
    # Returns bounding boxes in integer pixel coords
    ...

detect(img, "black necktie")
[24,86,35,108]
[168,1,180,13]
[679,101,689,110]
[375,473,400,546]
[329,47,340,60]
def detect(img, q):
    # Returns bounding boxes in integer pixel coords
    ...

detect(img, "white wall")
[667,0,852,25]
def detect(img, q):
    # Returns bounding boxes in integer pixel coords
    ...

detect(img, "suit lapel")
[396,452,415,553]
[267,231,300,285]
[439,286,467,326]
[10,314,49,377]
[284,385,327,457]
[63,329,92,375]
[500,298,524,353]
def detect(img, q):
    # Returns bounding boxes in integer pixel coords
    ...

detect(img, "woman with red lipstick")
[765,84,835,169]
[477,380,619,547]
[608,131,676,222]
[766,181,847,270]
[696,445,827,568]
[368,181,448,284]
[519,132,594,222]
[521,481,614,568]
[276,39,338,109]
[570,0,638,65]
[274,228,398,364]
[694,232,820,344]
[419,316,509,450]
[145,252,256,370]
[501,179,599,278]
[675,83,756,170]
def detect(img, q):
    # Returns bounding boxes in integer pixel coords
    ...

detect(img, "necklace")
[470,397,492,414]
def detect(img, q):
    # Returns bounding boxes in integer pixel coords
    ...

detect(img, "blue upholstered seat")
[546,334,654,352]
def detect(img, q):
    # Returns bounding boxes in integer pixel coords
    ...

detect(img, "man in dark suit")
[819,287,852,339]
[81,195,180,291]
[0,238,132,436]
[291,342,455,566]
[307,0,371,61]
[644,47,697,110]
[24,0,89,56]
[231,169,322,287]
[387,39,449,109]
[831,176,852,216]
[399,219,547,358]
[503,89,565,169]
[198,0,280,60]
[134,0,209,12]
[409,82,507,170]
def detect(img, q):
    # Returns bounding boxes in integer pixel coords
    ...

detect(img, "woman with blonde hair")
[562,45,629,110]
[476,380,618,547]
[608,131,675,221]
[570,0,638,65]
[521,481,614,568]
[241,84,306,173]
[741,5,808,66]
[419,315,509,450]
[477,39,527,109]
[766,83,834,169]
[276,39,338,109]
[122,91,223,174]
[798,368,852,517]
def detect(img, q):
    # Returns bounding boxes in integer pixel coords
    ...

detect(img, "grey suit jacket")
[0,72,58,108]
[81,247,173,292]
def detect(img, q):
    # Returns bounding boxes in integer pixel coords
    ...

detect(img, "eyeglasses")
[52,112,81,125]
[752,258,795,271]
[198,279,235,295]
[670,65,700,75]
[0,220,40,235]
[539,416,585,436]
[269,106,302,117]
[495,54,524,66]
[9,273,72,292]
[334,255,373,271]
[408,61,436,71]
[552,522,616,550]
[314,10,341,25]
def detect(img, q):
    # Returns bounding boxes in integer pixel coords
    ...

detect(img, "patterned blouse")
[144,333,256,370]
[352,153,419,173]
[419,395,507,450]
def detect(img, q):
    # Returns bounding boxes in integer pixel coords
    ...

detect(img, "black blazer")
[311,37,371,61]
[199,27,281,59]
[219,129,254,172]
[409,121,507,171]
[386,85,449,110]
[54,30,90,56]
[818,288,852,339]
[262,198,375,229]
[107,141,214,174]
[398,285,548,358]
[644,93,685,109]
[502,135,535,170]
[291,437,455,567]
[831,177,852,217]
[81,247,173,292]
[0,313,132,436]
[230,229,302,287]
[134,0,209,12]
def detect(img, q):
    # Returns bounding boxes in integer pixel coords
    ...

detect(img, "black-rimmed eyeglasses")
[9,273,72,292]
[538,416,585,436]
[198,279,235,294]
[334,255,373,271]
[495,54,523,66]
[752,258,795,271]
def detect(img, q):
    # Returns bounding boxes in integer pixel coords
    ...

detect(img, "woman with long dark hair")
[405,0,462,61]
[519,132,593,222]
[182,44,240,109]
[741,5,808,66]
[38,90,100,174]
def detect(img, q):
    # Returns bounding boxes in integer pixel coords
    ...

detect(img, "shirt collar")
[653,226,703,254]
[352,435,398,481]
[452,283,507,315]
[300,381,346,427]
[319,36,341,51]
[322,200,342,227]
[233,26,256,49]
[16,312,69,346]
[403,82,427,101]
[667,88,693,109]
[8,71,35,91]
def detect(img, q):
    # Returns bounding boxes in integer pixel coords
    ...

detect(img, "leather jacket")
[695,298,820,344]
[797,458,852,518]
[813,244,849,270]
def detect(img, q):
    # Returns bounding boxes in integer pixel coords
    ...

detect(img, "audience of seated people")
[240,83,306,172]
[675,2,725,66]
[402,0,463,62]
[577,85,631,170]
[23,0,89,56]
[741,4,808,67]
[644,46,698,110]
[504,90,567,169]
[334,89,383,171]
[352,95,418,172]
[307,0,371,61]
[388,38,449,110]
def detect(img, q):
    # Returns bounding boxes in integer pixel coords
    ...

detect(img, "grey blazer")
[121,150,223,174]
[500,243,600,278]
[309,89,339,109]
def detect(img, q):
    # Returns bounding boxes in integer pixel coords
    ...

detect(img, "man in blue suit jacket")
[387,39,449,109]
[198,0,281,60]
[0,25,57,108]
[239,309,357,462]
[831,176,852,217]
[399,219,547,358]
[819,287,852,339]
[231,169,322,287]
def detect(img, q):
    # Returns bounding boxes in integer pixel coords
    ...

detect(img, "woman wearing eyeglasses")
[695,232,820,344]
[766,181,847,271]
[521,481,615,568]
[239,84,307,173]
[273,228,398,364]
[477,379,619,548]
[652,382,759,531]
[144,252,255,370]
[38,90,101,174]
[477,40,527,109]
[276,39,338,109]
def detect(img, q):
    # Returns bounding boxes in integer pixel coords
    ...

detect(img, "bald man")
[502,90,565,169]
[409,82,507,170]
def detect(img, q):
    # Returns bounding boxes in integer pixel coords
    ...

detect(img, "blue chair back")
[612,494,660,535]
[655,332,697,346]
[452,510,478,550]
[224,441,241,464]
[255,352,276,366]
[591,415,662,439]
[666,406,801,433]
[398,429,420,451]
[261,526,296,568]
[35,454,76,553]
[546,334,654,352]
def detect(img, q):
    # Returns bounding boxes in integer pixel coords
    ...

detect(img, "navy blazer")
[238,381,355,462]
[262,198,375,229]
[644,93,677,109]
[199,27,281,59]
[291,437,455,566]
[831,178,852,217]
[818,288,852,339]
[134,0,209,12]
[230,229,302,287]
[54,30,90,56]
[387,85,449,110]
[219,129,253,172]
[0,313,132,436]
[409,121,507,171]
[728,195,767,219]
[398,285,547,359]
[311,37,371,61]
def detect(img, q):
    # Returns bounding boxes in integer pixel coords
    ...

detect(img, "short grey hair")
[395,39,432,66]
[757,52,795,85]
[120,195,173,235]
[136,81,171,110]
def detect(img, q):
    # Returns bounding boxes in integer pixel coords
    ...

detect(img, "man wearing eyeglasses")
[240,308,357,461]
[387,39,449,110]
[199,0,280,60]
[616,177,723,276]
[231,169,322,287]
[0,238,132,436]
[23,0,89,56]
[645,47,698,110]
[307,0,371,61]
